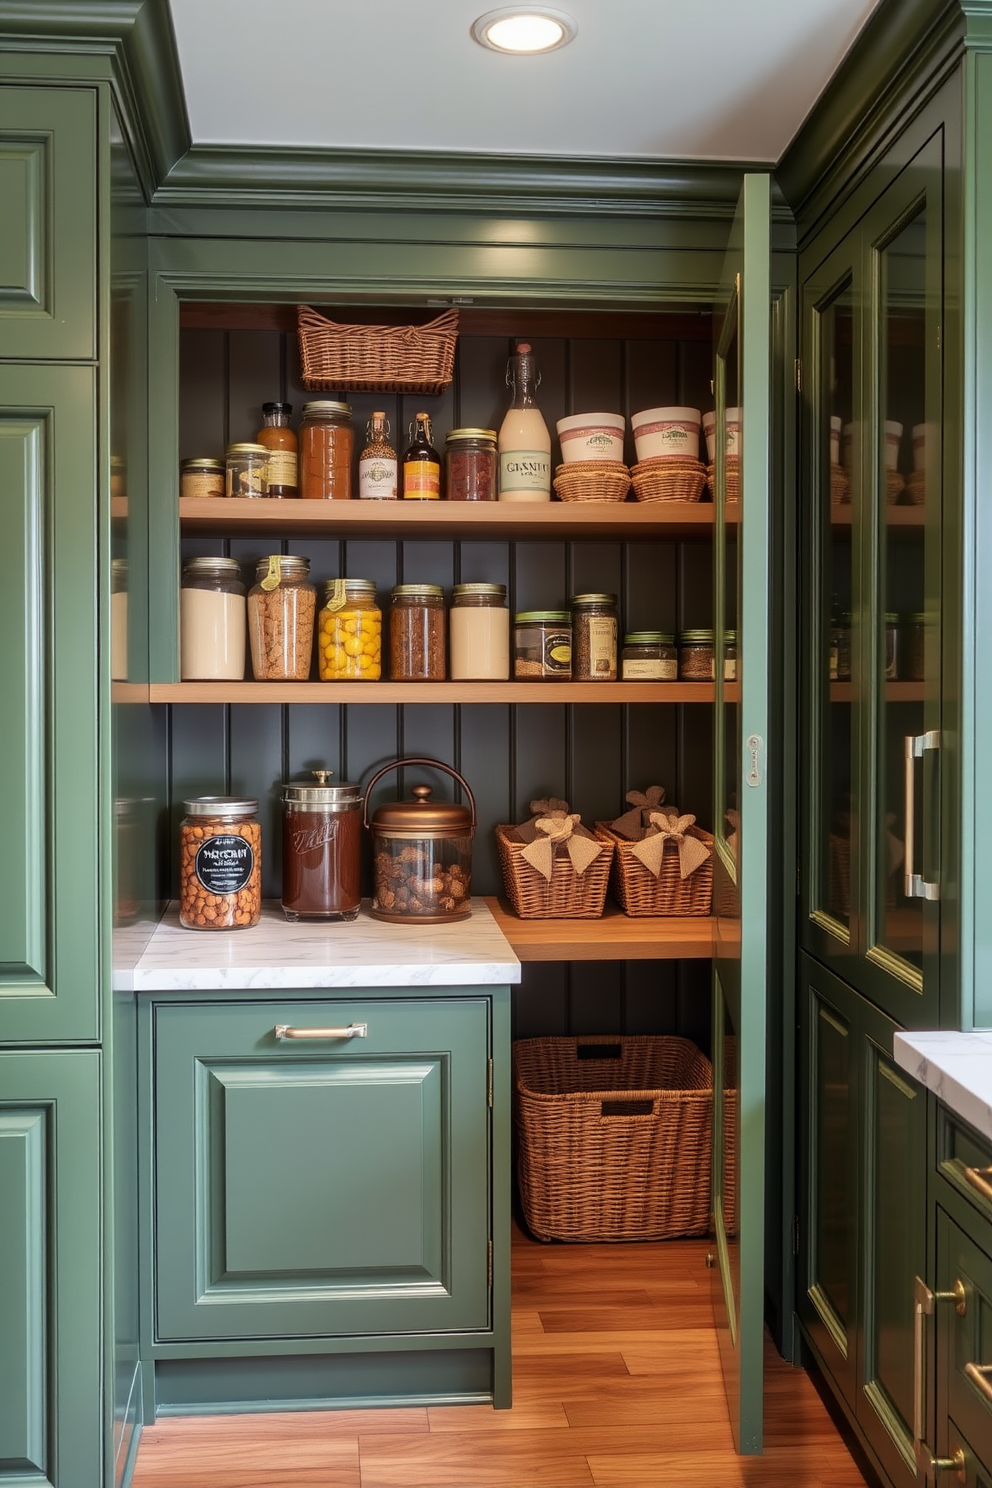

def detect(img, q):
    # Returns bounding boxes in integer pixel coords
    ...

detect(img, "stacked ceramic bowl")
[630,406,707,502]
[553,413,630,502]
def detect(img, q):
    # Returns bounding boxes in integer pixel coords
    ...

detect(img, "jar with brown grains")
[247,555,316,680]
[179,797,261,930]
[300,401,353,500]
[571,593,618,681]
[389,584,446,680]
[679,629,715,680]
[445,428,498,501]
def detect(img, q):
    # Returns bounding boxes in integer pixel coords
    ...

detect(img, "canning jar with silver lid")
[281,770,362,921]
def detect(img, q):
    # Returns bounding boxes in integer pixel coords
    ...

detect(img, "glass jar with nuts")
[179,796,261,930]
[365,757,476,923]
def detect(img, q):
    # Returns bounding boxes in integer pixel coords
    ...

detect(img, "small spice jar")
[181,458,225,499]
[901,612,927,682]
[179,796,261,931]
[365,757,476,923]
[181,556,247,681]
[621,631,677,680]
[255,401,298,497]
[829,614,852,682]
[514,611,572,680]
[679,629,716,680]
[111,557,128,681]
[450,583,510,680]
[723,630,738,682]
[445,428,498,501]
[389,584,446,681]
[884,611,900,681]
[300,401,353,500]
[317,578,382,680]
[247,555,316,681]
[281,770,362,921]
[571,593,618,681]
[225,442,269,498]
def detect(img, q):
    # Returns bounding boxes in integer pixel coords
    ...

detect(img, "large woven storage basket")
[594,822,713,916]
[297,305,459,395]
[514,1035,736,1241]
[496,824,612,918]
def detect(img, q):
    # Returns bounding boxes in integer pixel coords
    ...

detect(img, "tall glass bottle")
[498,341,551,503]
[358,411,398,500]
[402,411,441,500]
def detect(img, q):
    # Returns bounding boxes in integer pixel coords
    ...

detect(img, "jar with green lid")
[318,578,382,680]
[514,611,572,679]
[901,612,927,681]
[723,630,738,682]
[181,457,225,499]
[300,400,353,500]
[621,632,677,680]
[389,584,446,680]
[884,610,900,681]
[571,593,618,681]
[225,442,269,498]
[450,583,509,679]
[679,628,715,680]
[445,428,498,501]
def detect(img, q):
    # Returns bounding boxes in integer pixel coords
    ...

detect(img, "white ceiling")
[167,0,883,163]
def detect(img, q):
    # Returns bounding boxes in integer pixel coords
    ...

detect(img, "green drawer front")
[937,1210,992,1462]
[938,1108,992,1226]
[153,996,491,1343]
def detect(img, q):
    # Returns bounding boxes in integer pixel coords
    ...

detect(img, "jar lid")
[572,593,617,607]
[255,554,311,580]
[453,582,507,598]
[391,584,444,598]
[181,457,225,471]
[324,577,376,598]
[183,795,258,818]
[370,783,474,835]
[281,769,360,805]
[262,401,292,415]
[884,611,900,624]
[681,628,715,643]
[724,630,738,643]
[111,557,128,576]
[903,611,928,624]
[302,400,352,417]
[624,631,674,645]
[183,556,243,577]
[226,442,269,456]
[446,427,498,444]
[515,610,570,624]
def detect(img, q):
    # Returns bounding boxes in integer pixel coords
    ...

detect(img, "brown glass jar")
[179,797,261,930]
[281,771,362,921]
[445,428,498,501]
[256,401,298,497]
[365,757,475,923]
[389,584,446,680]
[299,401,353,500]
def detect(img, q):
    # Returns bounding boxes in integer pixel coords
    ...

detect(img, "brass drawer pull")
[963,1165,992,1204]
[965,1362,992,1407]
[274,1023,368,1040]
[914,1276,968,1478]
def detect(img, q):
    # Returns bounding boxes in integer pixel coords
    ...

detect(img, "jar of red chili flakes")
[179,797,261,930]
[445,428,497,501]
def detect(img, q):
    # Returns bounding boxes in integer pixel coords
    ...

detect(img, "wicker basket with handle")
[297,305,459,395]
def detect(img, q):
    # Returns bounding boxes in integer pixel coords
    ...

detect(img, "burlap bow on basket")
[611,786,669,840]
[630,811,711,880]
[518,813,604,883]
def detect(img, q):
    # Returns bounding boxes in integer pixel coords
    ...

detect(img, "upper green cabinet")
[0,87,96,362]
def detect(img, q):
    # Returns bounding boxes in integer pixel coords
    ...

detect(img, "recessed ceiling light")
[471,7,577,54]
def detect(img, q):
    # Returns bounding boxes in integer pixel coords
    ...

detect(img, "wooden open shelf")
[148,680,729,704]
[484,897,716,961]
[178,496,715,542]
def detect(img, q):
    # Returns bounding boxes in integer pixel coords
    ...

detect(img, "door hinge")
[488,1239,493,1289]
[487,1058,493,1108]
[795,358,802,393]
[796,863,801,897]
[793,1215,800,1256]
[937,324,941,353]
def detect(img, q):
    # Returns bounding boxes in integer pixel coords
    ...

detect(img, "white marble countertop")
[118,899,520,992]
[893,1030,992,1143]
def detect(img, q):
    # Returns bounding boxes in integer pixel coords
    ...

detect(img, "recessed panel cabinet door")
[0,367,100,1043]
[0,87,96,361]
[153,997,492,1342]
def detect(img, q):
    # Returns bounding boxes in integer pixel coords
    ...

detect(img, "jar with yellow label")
[318,579,382,681]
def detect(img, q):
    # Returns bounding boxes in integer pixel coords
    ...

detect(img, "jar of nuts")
[318,578,382,680]
[179,797,261,930]
[365,757,476,924]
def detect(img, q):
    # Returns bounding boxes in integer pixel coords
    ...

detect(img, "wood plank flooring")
[131,1225,869,1488]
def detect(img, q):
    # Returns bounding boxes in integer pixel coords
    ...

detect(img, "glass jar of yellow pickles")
[318,579,382,680]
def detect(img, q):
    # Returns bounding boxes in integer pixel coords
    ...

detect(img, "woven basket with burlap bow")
[595,801,713,917]
[495,799,613,919]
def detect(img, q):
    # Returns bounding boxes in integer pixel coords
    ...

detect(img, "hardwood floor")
[131,1225,869,1488]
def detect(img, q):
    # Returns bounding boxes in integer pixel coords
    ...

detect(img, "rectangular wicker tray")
[297,304,459,395]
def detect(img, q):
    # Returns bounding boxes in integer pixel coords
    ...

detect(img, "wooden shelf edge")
[484,897,715,961]
[148,681,718,704]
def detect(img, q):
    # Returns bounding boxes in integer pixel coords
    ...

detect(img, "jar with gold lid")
[365,757,476,923]
[445,428,498,501]
[225,443,269,498]
[318,578,382,680]
[300,401,353,500]
[181,458,225,499]
[247,555,316,680]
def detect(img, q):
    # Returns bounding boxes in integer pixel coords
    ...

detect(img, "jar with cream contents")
[181,556,247,680]
[449,583,509,680]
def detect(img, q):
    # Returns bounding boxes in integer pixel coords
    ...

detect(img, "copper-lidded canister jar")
[281,770,362,921]
[365,757,476,923]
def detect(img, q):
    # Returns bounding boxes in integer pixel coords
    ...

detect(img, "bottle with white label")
[256,402,298,497]
[498,342,551,502]
[358,411,398,500]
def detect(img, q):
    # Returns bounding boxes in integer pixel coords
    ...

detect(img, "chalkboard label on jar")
[194,834,255,895]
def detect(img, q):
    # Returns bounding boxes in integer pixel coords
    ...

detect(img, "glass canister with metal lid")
[365,757,476,923]
[179,796,261,930]
[281,770,363,921]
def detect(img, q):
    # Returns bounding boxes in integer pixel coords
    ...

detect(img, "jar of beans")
[679,629,716,680]
[247,555,316,680]
[300,401,353,500]
[571,593,618,681]
[445,428,498,501]
[318,578,382,680]
[389,584,446,680]
[179,797,261,930]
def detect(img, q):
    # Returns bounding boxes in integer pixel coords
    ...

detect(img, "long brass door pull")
[963,1165,992,1204]
[274,1023,368,1040]
[914,1275,968,1480]
[965,1361,992,1407]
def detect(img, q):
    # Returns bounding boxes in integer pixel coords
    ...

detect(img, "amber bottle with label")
[255,402,298,497]
[402,411,441,499]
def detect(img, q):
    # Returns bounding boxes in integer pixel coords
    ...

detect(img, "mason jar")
[179,796,261,930]
[281,770,363,921]
[449,583,509,680]
[318,578,382,680]
[571,593,618,681]
[389,584,446,680]
[679,628,716,680]
[180,457,225,499]
[621,631,677,680]
[225,442,269,498]
[514,611,572,680]
[445,428,498,501]
[180,556,246,680]
[247,555,316,680]
[300,400,353,500]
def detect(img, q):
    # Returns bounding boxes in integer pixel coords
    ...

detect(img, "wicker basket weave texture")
[631,457,707,504]
[297,305,459,395]
[513,1035,735,1242]
[496,824,612,919]
[552,461,631,504]
[594,822,713,916]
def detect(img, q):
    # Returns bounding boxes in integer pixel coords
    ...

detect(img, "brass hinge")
[488,1239,493,1289]
[487,1058,493,1108]
[795,358,802,393]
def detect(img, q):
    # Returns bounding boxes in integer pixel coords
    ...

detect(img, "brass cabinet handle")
[963,1165,992,1204]
[274,1023,368,1040]
[914,1276,968,1479]
[965,1361,992,1407]
[904,730,940,900]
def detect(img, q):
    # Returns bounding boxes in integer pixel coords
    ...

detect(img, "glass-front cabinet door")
[803,135,943,1030]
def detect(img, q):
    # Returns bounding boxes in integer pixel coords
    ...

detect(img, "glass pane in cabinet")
[716,313,740,874]
[814,279,855,935]
[875,205,935,975]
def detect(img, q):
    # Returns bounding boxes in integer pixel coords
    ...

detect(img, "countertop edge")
[893,1030,992,1144]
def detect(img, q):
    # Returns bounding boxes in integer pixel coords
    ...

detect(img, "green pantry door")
[711,173,773,1455]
